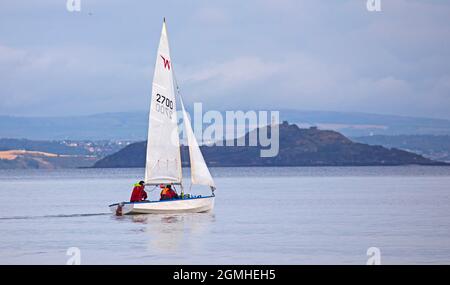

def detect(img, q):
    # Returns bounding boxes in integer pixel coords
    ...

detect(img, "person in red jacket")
[160,184,178,200]
[130,181,148,202]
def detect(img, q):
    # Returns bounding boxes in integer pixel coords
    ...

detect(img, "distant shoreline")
[86,163,450,169]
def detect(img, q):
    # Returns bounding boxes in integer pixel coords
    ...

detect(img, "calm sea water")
[0,166,449,265]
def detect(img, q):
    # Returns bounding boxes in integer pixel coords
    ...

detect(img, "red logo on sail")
[160,55,171,70]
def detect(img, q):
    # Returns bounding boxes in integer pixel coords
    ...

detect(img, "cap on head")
[139,181,145,186]
[166,184,171,189]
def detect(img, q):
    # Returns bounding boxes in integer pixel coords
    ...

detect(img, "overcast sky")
[1,0,449,119]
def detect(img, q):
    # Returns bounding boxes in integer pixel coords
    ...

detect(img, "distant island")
[93,122,446,168]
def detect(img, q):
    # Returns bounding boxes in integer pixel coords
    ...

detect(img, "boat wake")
[0,213,110,220]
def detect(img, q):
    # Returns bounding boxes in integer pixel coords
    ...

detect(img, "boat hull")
[109,196,215,215]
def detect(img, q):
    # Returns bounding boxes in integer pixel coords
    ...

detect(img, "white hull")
[109,196,215,215]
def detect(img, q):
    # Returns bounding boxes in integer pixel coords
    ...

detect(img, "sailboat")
[109,19,216,215]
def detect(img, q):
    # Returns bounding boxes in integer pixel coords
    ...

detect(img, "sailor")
[130,181,148,202]
[160,184,178,200]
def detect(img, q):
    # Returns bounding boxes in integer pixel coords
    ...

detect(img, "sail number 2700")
[155,93,173,119]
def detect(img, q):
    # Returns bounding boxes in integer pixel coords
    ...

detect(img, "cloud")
[182,56,282,87]
[0,43,151,115]
[0,1,450,119]
[0,45,27,65]
[192,6,229,25]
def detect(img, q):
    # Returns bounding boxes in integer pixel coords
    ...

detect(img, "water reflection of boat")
[131,213,215,253]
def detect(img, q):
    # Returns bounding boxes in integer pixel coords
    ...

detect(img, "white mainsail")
[144,20,182,185]
[180,97,216,189]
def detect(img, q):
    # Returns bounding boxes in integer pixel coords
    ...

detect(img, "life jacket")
[160,187,176,200]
